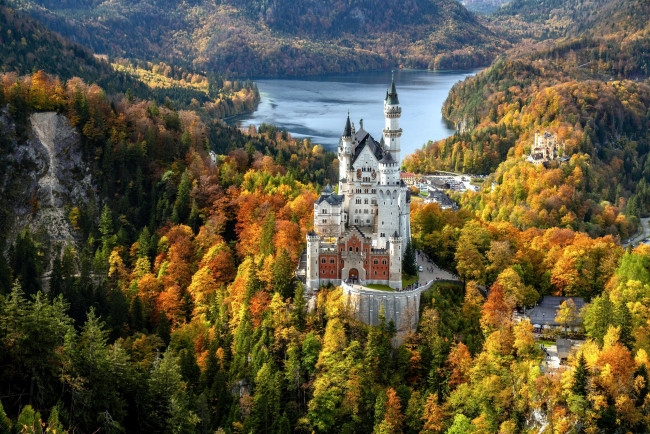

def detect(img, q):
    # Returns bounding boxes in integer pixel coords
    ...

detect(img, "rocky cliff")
[0,110,95,244]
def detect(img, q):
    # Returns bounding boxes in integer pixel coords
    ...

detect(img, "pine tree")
[128,295,146,332]
[613,302,633,349]
[99,204,115,257]
[173,170,192,223]
[250,362,281,432]
[571,353,589,397]
[9,229,42,295]
[403,238,417,277]
[292,283,306,331]
[0,249,12,295]
[272,249,294,298]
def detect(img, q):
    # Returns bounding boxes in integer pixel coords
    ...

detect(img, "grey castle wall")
[341,280,435,332]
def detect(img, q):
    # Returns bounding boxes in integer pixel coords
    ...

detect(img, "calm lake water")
[231,69,480,161]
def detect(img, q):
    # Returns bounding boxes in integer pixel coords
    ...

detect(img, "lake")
[231,69,480,161]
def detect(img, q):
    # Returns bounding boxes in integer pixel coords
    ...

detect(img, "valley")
[0,0,649,432]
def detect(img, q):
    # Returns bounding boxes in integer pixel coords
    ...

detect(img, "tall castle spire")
[387,72,399,105]
[383,72,402,162]
[343,111,352,137]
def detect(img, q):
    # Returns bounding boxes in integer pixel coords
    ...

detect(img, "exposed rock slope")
[0,110,95,242]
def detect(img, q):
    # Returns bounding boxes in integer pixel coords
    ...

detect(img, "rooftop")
[526,296,586,327]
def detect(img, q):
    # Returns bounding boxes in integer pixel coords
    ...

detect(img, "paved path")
[623,217,650,247]
[415,250,459,282]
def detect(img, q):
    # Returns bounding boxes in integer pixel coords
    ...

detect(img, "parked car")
[418,265,423,272]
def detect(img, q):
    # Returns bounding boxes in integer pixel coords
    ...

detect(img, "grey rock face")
[1,110,95,242]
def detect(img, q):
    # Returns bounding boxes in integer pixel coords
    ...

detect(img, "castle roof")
[343,113,352,138]
[351,129,384,165]
[322,184,333,195]
[387,74,399,105]
[379,152,395,164]
[315,193,344,206]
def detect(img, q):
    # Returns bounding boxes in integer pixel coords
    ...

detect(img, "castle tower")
[306,230,320,289]
[383,73,402,163]
[338,113,353,196]
[388,231,403,290]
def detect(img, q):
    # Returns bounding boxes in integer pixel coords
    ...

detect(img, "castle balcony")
[384,106,402,117]
[382,128,403,137]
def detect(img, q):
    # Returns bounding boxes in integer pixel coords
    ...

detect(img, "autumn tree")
[555,298,578,338]
[421,393,446,433]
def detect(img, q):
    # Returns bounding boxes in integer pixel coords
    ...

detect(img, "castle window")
[383,271,386,276]
[356,247,359,252]
[330,270,334,275]
[330,259,335,264]
[373,260,378,265]
[322,219,327,223]
[364,209,368,214]
[381,233,385,237]
[382,260,387,265]
[321,259,326,263]
[374,271,378,275]
[364,199,368,204]
[322,270,325,274]
[349,247,353,251]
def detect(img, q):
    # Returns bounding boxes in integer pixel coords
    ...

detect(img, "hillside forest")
[403,0,650,238]
[2,70,650,433]
[10,0,503,77]
[1,0,650,432]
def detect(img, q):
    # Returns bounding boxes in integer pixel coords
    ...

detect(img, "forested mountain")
[492,0,650,41]
[404,0,650,236]
[3,69,650,433]
[10,0,504,76]
[3,0,650,431]
[0,1,259,116]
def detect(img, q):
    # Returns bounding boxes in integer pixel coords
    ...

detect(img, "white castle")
[306,77,411,290]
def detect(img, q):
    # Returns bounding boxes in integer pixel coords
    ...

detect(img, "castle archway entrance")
[349,268,359,283]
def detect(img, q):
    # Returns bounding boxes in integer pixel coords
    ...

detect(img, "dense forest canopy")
[403,0,650,238]
[0,1,259,117]
[9,0,504,76]
[2,71,650,432]
[2,0,650,431]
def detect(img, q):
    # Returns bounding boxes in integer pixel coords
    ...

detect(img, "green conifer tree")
[403,238,417,277]
[571,353,589,397]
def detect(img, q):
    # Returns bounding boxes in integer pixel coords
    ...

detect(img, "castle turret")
[306,230,320,290]
[338,113,353,193]
[383,73,402,163]
[388,231,403,290]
